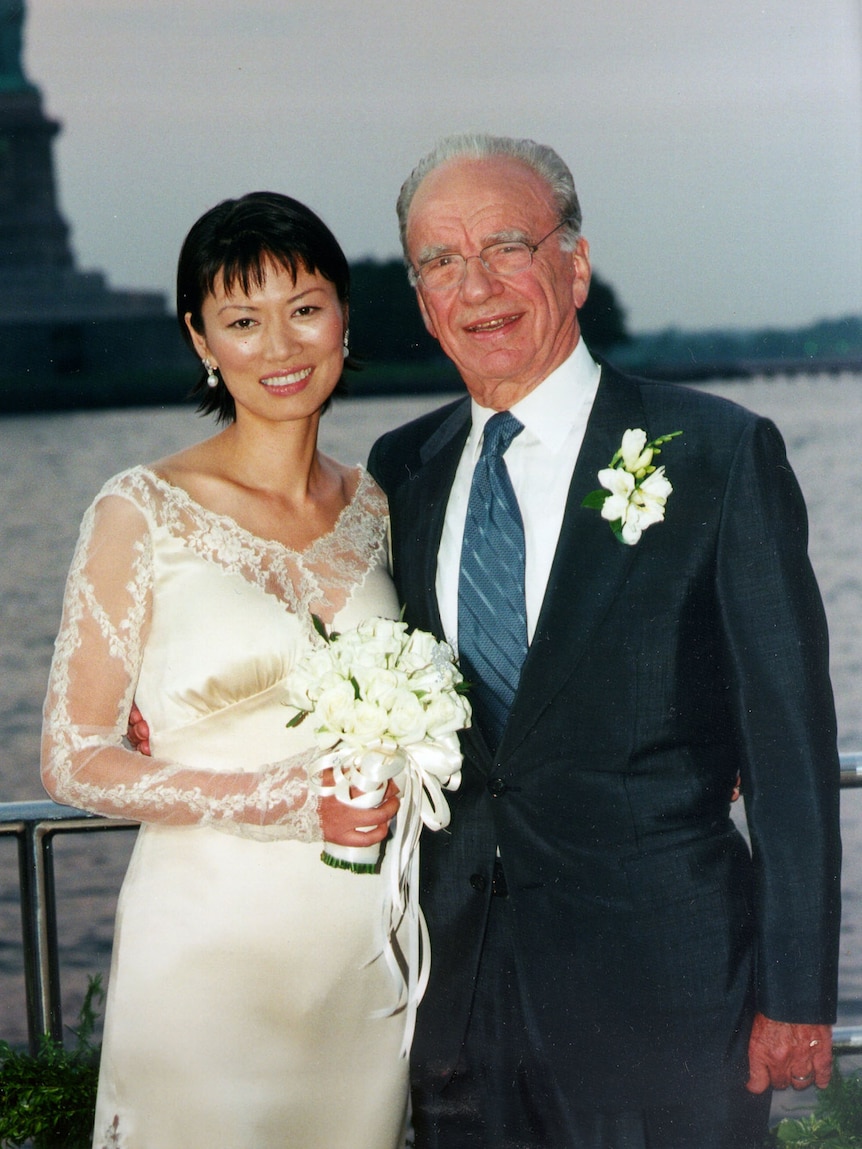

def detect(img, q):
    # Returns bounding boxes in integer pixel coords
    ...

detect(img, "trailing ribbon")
[308,733,462,1056]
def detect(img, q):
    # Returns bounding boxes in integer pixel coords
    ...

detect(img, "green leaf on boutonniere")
[581,489,610,510]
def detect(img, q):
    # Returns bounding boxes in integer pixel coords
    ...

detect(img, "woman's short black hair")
[176,191,354,422]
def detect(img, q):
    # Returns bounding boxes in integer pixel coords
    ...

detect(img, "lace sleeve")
[41,491,321,841]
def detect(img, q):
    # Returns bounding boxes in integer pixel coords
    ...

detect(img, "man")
[367,134,841,1148]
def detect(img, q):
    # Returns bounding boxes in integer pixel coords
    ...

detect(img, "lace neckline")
[101,461,387,629]
[140,464,373,560]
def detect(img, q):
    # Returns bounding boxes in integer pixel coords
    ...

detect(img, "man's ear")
[184,313,212,363]
[572,237,592,311]
[415,289,440,342]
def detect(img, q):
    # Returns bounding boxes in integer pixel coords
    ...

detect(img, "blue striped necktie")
[458,411,527,747]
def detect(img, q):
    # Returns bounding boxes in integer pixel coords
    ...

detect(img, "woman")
[41,192,408,1148]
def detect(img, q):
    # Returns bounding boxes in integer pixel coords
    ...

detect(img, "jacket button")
[469,873,487,892]
[487,778,508,796]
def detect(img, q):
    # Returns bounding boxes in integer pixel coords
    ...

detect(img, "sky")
[22,0,862,334]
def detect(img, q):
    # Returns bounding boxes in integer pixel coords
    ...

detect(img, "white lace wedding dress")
[41,465,410,1149]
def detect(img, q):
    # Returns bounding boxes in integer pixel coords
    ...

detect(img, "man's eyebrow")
[417,243,456,264]
[417,228,531,263]
[484,228,531,245]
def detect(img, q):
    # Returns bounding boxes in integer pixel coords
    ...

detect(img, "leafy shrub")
[769,1065,862,1146]
[0,976,102,1149]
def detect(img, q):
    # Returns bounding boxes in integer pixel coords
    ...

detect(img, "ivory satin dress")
[41,466,410,1149]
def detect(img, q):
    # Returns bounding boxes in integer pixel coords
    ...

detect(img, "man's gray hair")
[396,133,583,279]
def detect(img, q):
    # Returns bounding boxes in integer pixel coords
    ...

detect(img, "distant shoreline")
[2,354,861,418]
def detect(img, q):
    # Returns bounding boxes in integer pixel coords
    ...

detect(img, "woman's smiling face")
[186,257,347,423]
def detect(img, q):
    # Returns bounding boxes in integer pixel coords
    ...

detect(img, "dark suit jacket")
[368,361,841,1107]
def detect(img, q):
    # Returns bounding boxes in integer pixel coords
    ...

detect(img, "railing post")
[17,821,63,1052]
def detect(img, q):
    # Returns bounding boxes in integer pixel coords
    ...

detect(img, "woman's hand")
[126,703,151,756]
[318,776,400,847]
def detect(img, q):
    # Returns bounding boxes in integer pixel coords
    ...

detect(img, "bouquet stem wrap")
[308,732,462,1056]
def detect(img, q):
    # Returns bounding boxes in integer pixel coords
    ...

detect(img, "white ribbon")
[308,733,462,1056]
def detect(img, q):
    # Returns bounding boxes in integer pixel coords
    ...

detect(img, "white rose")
[348,700,391,743]
[325,632,364,672]
[405,667,443,695]
[386,689,429,744]
[355,616,405,640]
[358,667,404,710]
[402,628,440,662]
[423,692,471,738]
[349,635,403,672]
[314,680,358,743]
[353,618,408,661]
[286,651,338,704]
[411,659,461,695]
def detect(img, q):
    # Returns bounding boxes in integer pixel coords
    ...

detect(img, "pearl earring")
[342,329,350,359]
[203,360,219,388]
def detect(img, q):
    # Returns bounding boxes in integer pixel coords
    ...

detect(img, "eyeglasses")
[414,220,573,293]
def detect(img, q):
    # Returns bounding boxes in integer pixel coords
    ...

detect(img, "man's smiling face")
[406,154,591,410]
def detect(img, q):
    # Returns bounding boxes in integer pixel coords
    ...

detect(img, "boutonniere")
[582,428,682,545]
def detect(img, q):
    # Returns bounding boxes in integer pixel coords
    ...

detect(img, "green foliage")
[0,976,103,1149]
[349,259,439,365]
[578,272,631,352]
[768,1066,862,1147]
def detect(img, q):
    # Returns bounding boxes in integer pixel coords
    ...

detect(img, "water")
[1,378,861,1103]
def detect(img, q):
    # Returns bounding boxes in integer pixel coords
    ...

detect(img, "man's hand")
[127,703,151,756]
[746,1012,832,1092]
[319,777,400,847]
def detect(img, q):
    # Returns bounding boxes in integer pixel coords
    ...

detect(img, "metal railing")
[0,799,136,1053]
[2,749,862,1055]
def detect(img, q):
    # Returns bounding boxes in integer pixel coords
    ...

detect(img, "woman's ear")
[184,312,212,364]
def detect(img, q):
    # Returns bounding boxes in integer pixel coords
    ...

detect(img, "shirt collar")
[468,338,600,457]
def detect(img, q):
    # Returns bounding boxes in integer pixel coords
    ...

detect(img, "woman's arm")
[41,493,322,837]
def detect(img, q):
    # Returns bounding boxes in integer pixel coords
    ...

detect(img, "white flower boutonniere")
[582,428,682,545]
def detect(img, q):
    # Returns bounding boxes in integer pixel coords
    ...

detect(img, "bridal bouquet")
[285,615,471,1051]
[286,615,470,872]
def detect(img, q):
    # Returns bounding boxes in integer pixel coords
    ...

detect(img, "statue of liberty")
[0,0,33,92]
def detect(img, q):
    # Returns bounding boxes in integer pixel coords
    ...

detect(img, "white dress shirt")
[436,339,601,651]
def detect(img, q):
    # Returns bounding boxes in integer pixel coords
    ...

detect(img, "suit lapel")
[501,366,647,758]
[392,398,496,767]
[394,400,470,639]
